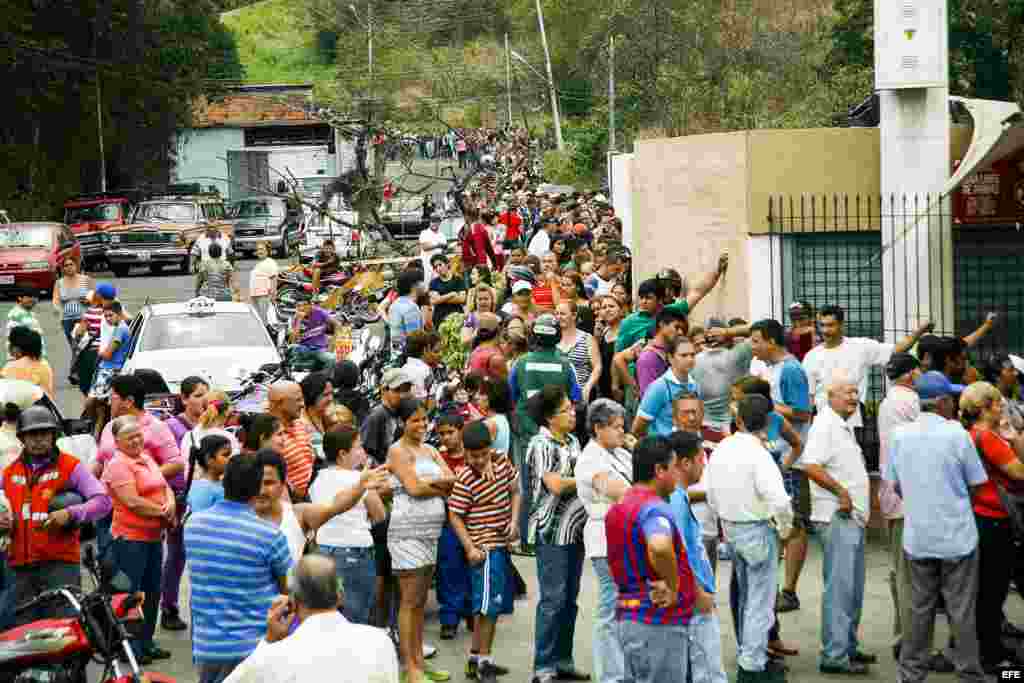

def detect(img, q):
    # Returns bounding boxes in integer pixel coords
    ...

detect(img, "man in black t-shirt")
[428,254,466,329]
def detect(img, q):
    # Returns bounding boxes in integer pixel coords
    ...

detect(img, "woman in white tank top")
[249,448,388,562]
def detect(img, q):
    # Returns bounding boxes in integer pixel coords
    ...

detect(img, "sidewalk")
[153,534,1020,681]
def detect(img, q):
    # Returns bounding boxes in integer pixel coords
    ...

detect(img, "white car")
[121,297,281,394]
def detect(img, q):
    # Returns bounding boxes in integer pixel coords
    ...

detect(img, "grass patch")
[221,0,334,84]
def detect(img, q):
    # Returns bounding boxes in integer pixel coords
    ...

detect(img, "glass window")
[134,203,197,223]
[64,203,122,223]
[231,199,286,219]
[0,226,54,249]
[202,203,226,220]
[138,312,273,353]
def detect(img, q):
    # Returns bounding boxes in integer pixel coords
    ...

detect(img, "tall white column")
[876,0,954,339]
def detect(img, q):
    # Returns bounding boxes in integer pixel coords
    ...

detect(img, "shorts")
[89,366,120,400]
[471,548,514,619]
[389,537,438,572]
[371,520,392,578]
[783,467,811,531]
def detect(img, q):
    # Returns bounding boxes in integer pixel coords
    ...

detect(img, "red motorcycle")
[0,546,175,683]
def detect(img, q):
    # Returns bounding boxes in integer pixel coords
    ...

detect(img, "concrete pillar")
[876,0,955,339]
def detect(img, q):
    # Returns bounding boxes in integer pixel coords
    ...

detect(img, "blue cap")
[914,371,965,400]
[95,283,117,300]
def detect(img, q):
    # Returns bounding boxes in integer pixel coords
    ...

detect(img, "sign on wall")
[875,0,948,90]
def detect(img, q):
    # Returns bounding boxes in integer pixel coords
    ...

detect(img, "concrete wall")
[174,128,353,200]
[631,125,975,321]
[174,128,245,197]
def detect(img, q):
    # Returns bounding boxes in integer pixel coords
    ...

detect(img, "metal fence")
[764,194,1024,470]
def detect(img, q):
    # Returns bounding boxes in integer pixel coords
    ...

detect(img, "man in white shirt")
[705,395,791,681]
[802,304,932,429]
[419,215,447,285]
[193,227,233,265]
[225,554,399,683]
[801,373,874,675]
[527,219,555,259]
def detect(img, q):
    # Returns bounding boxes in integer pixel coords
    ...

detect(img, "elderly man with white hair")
[224,553,399,683]
[801,372,875,675]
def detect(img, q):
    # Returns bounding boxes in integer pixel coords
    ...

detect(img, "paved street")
[10,262,1024,682]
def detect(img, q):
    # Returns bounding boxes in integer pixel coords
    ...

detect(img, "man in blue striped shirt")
[185,454,293,683]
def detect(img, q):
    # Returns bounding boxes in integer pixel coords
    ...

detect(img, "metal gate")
[765,194,1024,470]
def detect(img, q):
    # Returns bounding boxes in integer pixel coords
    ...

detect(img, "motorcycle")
[0,545,174,683]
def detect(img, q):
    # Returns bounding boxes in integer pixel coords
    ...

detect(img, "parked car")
[380,193,432,239]
[105,224,190,277]
[127,192,233,273]
[63,194,134,271]
[0,222,80,295]
[120,297,281,394]
[228,195,305,258]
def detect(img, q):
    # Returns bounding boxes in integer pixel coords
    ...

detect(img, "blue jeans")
[617,619,690,683]
[688,612,728,683]
[812,512,865,668]
[436,524,471,627]
[197,660,244,683]
[321,545,376,625]
[724,520,778,672]
[591,558,624,683]
[95,514,113,565]
[534,543,585,675]
[292,344,335,373]
[113,538,163,653]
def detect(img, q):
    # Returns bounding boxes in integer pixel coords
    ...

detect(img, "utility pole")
[367,1,373,88]
[534,0,564,151]
[608,34,615,153]
[505,33,513,128]
[96,74,107,193]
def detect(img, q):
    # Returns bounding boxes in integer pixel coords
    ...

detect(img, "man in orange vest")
[0,406,111,621]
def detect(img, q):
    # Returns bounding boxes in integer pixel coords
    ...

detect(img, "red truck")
[62,193,133,271]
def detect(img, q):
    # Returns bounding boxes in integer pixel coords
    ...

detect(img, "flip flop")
[767,643,799,657]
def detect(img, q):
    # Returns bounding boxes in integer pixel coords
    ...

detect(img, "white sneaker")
[423,643,437,659]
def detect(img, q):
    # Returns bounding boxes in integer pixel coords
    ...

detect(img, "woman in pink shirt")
[101,415,176,664]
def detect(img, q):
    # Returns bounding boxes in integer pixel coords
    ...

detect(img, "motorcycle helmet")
[16,405,59,437]
[531,313,562,348]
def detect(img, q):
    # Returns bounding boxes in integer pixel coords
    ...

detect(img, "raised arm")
[684,253,729,310]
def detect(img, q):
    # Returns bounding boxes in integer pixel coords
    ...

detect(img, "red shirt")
[532,284,555,310]
[462,223,495,268]
[499,211,522,242]
[971,427,1017,518]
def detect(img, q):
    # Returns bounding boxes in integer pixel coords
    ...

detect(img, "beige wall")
[630,132,751,323]
[631,125,976,320]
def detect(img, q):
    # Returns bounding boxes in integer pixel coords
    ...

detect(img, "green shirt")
[614,300,691,354]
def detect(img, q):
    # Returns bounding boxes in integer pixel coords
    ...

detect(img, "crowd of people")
[0,125,1022,683]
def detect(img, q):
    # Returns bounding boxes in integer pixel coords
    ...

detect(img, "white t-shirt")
[194,234,231,263]
[802,337,894,428]
[689,458,718,540]
[419,228,447,284]
[574,440,632,558]
[310,468,373,548]
[402,357,432,402]
[249,257,280,297]
[181,427,241,478]
[527,229,551,259]
[801,405,871,527]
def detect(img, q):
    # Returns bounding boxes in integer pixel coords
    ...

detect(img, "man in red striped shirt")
[268,381,314,500]
[448,420,520,683]
[605,435,700,683]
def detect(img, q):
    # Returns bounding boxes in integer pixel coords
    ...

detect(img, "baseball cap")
[914,371,965,400]
[477,312,500,333]
[381,368,413,390]
[885,352,920,380]
[96,282,117,300]
[512,280,533,295]
[463,420,493,451]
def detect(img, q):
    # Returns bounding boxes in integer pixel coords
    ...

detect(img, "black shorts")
[371,519,392,578]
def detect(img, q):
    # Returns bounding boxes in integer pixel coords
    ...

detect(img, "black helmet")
[531,313,562,348]
[16,405,58,437]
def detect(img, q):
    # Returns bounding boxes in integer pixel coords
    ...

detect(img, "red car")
[0,222,80,295]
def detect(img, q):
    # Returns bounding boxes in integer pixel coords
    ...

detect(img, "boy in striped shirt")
[448,420,521,683]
